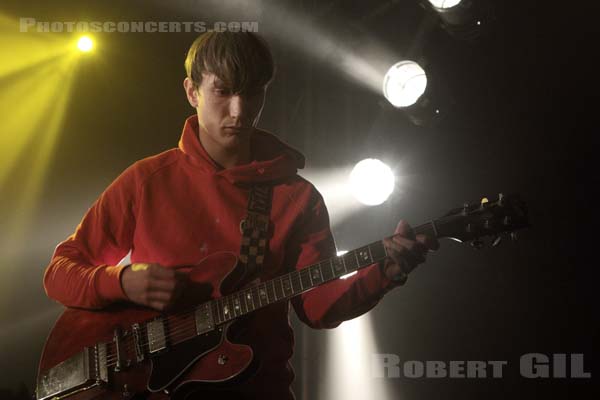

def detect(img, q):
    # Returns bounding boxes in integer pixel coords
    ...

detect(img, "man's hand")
[382,220,440,281]
[120,263,188,311]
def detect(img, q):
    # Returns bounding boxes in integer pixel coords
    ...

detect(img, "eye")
[216,87,233,96]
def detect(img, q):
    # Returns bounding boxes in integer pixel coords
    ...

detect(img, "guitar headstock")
[435,193,529,248]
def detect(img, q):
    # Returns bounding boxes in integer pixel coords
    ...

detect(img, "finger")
[148,290,174,304]
[148,277,178,292]
[148,300,168,312]
[416,234,440,251]
[384,239,425,269]
[394,220,415,238]
[148,264,177,279]
[392,236,428,254]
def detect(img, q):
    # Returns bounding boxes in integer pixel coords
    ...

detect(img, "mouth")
[224,126,251,133]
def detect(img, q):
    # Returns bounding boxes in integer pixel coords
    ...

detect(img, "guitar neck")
[208,222,439,325]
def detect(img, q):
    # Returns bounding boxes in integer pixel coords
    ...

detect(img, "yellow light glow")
[77,36,93,52]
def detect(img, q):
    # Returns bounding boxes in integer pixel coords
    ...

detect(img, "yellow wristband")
[131,263,150,271]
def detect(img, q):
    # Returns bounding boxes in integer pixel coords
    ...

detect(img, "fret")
[216,298,224,324]
[240,290,248,314]
[309,265,323,285]
[300,268,311,289]
[321,260,334,281]
[244,289,255,312]
[271,280,278,302]
[221,296,230,320]
[226,296,235,320]
[369,241,387,261]
[413,222,435,238]
[232,295,242,317]
[332,256,345,276]
[355,246,373,266]
[211,301,221,325]
[274,277,284,300]
[307,266,314,287]
[264,281,273,303]
[343,252,358,272]
[282,275,293,297]
[258,283,269,305]
[271,279,283,303]
[290,271,302,293]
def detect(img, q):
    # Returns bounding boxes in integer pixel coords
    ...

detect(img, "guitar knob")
[218,354,229,365]
[471,239,484,249]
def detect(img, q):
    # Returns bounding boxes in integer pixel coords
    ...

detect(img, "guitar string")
[104,216,500,368]
[109,270,336,356]
[103,283,295,363]
[102,251,388,364]
[102,237,419,365]
[105,263,338,355]
[102,272,329,364]
[103,223,459,367]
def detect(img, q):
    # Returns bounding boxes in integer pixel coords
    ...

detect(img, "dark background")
[0,0,597,398]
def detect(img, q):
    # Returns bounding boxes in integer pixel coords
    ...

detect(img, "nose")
[229,94,246,121]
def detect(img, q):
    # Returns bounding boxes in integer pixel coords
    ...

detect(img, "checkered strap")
[239,184,272,277]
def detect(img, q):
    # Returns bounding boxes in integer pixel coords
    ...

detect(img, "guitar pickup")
[194,302,214,335]
[146,318,167,354]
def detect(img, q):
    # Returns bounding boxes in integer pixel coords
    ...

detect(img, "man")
[44,32,438,399]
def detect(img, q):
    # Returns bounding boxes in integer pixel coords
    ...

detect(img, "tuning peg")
[503,216,512,226]
[462,203,469,215]
[510,231,518,241]
[480,197,489,209]
[491,236,502,247]
[498,193,505,206]
[470,239,484,249]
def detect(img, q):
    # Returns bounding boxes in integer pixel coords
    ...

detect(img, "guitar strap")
[238,184,273,278]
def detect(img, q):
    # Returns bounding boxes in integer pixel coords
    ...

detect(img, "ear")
[183,77,199,108]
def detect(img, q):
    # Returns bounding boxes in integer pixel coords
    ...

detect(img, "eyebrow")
[212,78,228,88]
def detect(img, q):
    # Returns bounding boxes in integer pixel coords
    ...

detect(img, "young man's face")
[185,73,266,152]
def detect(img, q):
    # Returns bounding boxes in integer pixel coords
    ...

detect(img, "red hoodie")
[44,115,400,398]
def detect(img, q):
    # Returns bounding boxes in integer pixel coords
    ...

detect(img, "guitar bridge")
[36,343,108,400]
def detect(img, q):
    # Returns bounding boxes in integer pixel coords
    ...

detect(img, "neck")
[198,130,252,169]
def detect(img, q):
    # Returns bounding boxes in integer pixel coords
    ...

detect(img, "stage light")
[335,250,358,279]
[382,61,427,108]
[349,159,395,206]
[77,36,93,52]
[428,0,462,9]
[424,0,493,41]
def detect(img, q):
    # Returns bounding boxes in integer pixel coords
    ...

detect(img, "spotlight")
[382,61,427,108]
[77,36,93,52]
[349,159,395,206]
[428,0,462,9]
[423,0,493,41]
[336,251,357,279]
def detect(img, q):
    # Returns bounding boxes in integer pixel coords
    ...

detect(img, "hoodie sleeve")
[289,187,403,329]
[43,165,138,309]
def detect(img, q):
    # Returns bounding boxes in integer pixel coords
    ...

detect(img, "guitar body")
[37,194,529,400]
[38,252,257,399]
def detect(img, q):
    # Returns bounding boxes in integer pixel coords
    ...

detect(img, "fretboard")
[207,221,437,325]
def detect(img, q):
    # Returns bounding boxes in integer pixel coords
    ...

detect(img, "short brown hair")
[184,32,275,93]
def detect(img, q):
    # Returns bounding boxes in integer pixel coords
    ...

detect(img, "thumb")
[394,220,412,237]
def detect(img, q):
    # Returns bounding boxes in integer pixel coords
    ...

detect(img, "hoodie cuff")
[97,265,128,303]
[378,259,408,292]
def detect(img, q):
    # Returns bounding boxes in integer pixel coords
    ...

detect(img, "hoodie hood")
[178,115,305,185]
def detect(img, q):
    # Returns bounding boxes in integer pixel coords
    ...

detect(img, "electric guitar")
[36,193,529,400]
